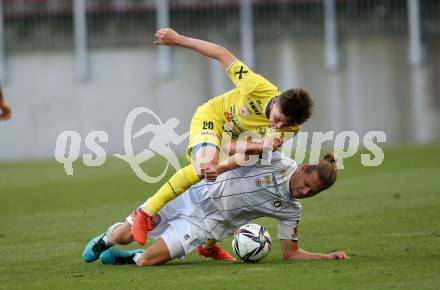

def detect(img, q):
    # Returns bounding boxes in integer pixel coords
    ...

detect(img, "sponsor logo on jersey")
[223,123,233,132]
[256,100,263,110]
[191,238,207,248]
[184,234,191,240]
[200,131,217,136]
[239,105,250,116]
[235,66,248,79]
[230,106,246,133]
[247,98,262,115]
[223,112,232,122]
[255,178,263,187]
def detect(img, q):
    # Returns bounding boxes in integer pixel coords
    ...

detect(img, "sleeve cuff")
[226,60,240,74]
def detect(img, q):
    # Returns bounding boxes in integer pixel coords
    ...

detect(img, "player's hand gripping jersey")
[188,61,301,155]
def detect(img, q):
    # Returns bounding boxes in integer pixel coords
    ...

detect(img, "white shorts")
[126,194,208,259]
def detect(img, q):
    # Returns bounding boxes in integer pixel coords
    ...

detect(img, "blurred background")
[0,0,439,160]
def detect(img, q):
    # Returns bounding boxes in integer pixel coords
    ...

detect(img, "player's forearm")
[216,153,247,173]
[175,35,236,69]
[201,153,251,181]
[225,140,263,156]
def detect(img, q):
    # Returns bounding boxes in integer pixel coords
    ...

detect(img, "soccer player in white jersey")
[82,152,349,265]
[0,85,12,121]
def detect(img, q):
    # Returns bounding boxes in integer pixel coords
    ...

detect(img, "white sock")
[133,253,142,265]
[103,222,123,246]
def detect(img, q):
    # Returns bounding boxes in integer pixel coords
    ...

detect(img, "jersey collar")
[265,96,279,119]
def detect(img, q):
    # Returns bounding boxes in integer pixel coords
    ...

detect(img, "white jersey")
[173,152,302,242]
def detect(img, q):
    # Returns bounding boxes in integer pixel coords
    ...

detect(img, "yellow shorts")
[185,102,224,161]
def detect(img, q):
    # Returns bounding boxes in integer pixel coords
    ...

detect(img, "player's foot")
[196,245,236,261]
[100,249,143,265]
[131,209,154,245]
[82,233,113,263]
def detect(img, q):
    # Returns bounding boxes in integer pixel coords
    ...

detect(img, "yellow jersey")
[207,60,300,139]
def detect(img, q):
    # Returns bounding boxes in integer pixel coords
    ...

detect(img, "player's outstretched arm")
[0,86,11,121]
[280,240,350,261]
[154,28,237,70]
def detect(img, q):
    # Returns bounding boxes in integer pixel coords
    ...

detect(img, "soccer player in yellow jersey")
[132,28,314,248]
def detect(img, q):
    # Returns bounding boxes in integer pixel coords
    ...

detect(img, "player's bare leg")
[82,221,132,263]
[110,221,133,245]
[99,238,171,266]
[136,238,172,266]
[132,146,219,245]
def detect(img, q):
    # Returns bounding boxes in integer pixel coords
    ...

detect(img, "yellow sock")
[143,164,200,216]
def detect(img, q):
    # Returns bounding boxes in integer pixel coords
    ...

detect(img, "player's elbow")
[213,45,229,58]
[215,46,237,68]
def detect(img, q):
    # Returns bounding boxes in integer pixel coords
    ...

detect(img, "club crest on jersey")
[264,175,272,185]
[239,105,250,116]
[255,178,263,187]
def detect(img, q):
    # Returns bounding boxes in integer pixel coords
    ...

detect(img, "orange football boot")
[196,245,236,261]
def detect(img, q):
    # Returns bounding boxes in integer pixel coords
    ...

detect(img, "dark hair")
[278,88,313,125]
[305,152,337,191]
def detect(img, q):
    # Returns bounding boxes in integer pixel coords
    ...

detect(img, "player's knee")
[111,222,133,244]
[113,232,133,245]
[137,256,158,267]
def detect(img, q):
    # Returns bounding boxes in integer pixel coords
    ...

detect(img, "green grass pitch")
[1,145,439,290]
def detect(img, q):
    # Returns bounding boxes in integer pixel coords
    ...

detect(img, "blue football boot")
[82,233,113,263]
[100,249,143,265]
